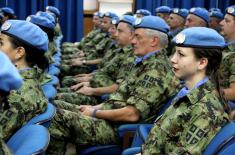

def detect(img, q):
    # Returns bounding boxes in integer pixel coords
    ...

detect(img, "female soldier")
[0,52,23,154]
[141,27,229,154]
[0,20,48,140]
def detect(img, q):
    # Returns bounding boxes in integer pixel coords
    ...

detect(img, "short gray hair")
[144,29,169,47]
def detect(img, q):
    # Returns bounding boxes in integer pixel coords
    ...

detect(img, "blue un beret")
[26,15,55,30]
[209,10,224,19]
[155,6,172,13]
[226,5,235,17]
[134,15,169,34]
[111,16,120,25]
[172,8,189,19]
[209,8,221,12]
[46,6,60,17]
[104,12,118,19]
[36,11,56,25]
[1,20,49,52]
[1,7,14,15]
[189,7,210,23]
[173,27,225,48]
[0,52,22,92]
[119,15,135,26]
[136,9,151,16]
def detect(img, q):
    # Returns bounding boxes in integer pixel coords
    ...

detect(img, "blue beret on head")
[36,11,56,25]
[172,8,189,19]
[209,8,221,12]
[0,52,22,92]
[1,7,14,15]
[134,15,169,34]
[209,10,224,19]
[46,6,60,17]
[136,9,151,16]
[119,15,135,26]
[1,20,49,52]
[155,6,172,13]
[104,12,118,19]
[93,12,101,17]
[26,15,55,30]
[173,27,225,48]
[111,16,120,25]
[189,7,209,23]
[226,5,235,17]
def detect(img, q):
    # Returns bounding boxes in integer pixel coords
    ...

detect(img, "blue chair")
[48,64,60,76]
[25,103,56,128]
[203,121,235,155]
[131,124,153,147]
[122,147,141,155]
[45,75,59,86]
[7,124,50,155]
[42,84,57,101]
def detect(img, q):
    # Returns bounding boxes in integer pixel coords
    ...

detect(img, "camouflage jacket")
[142,81,229,155]
[220,43,235,88]
[0,67,48,140]
[101,49,179,124]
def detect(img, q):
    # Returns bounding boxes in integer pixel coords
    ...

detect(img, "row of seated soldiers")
[44,5,235,155]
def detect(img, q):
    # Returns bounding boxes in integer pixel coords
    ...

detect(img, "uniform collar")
[134,50,161,65]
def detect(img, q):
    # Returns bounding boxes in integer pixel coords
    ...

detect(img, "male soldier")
[166,8,188,56]
[55,15,136,107]
[47,15,178,154]
[155,6,172,22]
[219,5,235,114]
[209,9,224,32]
[185,7,209,28]
[0,52,23,155]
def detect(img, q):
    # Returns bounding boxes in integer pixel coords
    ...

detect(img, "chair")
[203,121,235,155]
[42,84,57,101]
[45,75,59,86]
[78,145,122,155]
[122,147,141,155]
[48,64,60,76]
[7,124,50,155]
[25,103,56,128]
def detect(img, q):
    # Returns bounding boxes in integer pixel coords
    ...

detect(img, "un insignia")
[1,22,11,31]
[227,7,235,14]
[173,8,179,13]
[190,8,196,12]
[175,33,186,44]
[112,19,118,25]
[135,18,142,25]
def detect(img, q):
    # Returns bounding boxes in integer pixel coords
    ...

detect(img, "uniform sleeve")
[126,66,173,120]
[229,59,235,83]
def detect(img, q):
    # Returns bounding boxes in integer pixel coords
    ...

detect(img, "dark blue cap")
[172,8,189,19]
[136,9,151,16]
[189,7,210,23]
[134,15,169,34]
[26,15,55,30]
[1,7,14,15]
[209,8,221,12]
[36,11,56,25]
[209,10,224,19]
[173,27,225,48]
[0,52,22,92]
[1,20,49,52]
[226,5,235,17]
[155,6,172,13]
[46,6,60,17]
[119,15,135,26]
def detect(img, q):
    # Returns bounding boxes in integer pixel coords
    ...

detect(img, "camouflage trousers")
[55,92,98,106]
[61,76,77,87]
[47,108,118,155]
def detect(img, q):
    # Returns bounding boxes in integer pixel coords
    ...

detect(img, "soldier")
[185,7,209,28]
[209,9,224,32]
[219,5,235,115]
[47,15,178,154]
[0,52,23,155]
[168,8,188,38]
[155,6,172,22]
[141,27,229,154]
[0,7,16,24]
[0,20,48,139]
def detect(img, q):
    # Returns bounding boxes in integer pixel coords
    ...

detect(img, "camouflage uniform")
[45,41,57,64]
[142,81,229,155]
[0,139,12,155]
[47,49,178,154]
[220,43,235,88]
[0,67,48,140]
